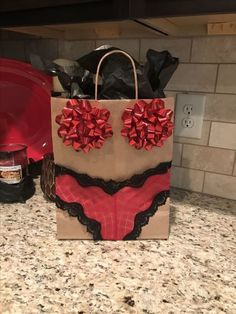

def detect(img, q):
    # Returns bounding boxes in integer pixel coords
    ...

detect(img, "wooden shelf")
[3,14,236,40]
[141,13,236,37]
[1,0,236,39]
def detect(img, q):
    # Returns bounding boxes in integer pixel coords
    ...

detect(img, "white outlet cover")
[174,93,206,138]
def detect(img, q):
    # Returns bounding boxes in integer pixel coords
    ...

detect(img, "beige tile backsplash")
[25,39,58,62]
[58,40,95,60]
[209,122,236,150]
[1,40,26,61]
[167,64,218,92]
[203,173,236,200]
[171,166,204,192]
[164,36,236,199]
[233,163,236,177]
[182,145,235,175]
[205,94,236,123]
[0,35,235,199]
[140,38,191,62]
[172,143,182,166]
[191,36,236,63]
[216,64,236,94]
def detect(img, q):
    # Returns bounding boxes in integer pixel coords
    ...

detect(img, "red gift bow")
[121,99,174,151]
[56,99,113,153]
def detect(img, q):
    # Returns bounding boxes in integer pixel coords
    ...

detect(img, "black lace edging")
[56,195,102,240]
[55,161,171,195]
[123,190,169,240]
[55,190,169,240]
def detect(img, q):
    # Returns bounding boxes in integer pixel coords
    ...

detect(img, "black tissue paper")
[30,47,178,99]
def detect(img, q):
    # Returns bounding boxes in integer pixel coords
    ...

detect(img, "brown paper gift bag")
[51,50,175,240]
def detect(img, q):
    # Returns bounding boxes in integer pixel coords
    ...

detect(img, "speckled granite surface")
[0,180,236,314]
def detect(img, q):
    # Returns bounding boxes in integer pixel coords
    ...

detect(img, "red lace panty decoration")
[121,98,174,150]
[56,99,113,153]
[56,170,170,240]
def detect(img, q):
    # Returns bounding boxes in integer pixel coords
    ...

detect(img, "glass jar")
[0,144,28,184]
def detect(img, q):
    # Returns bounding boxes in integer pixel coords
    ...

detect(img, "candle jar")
[0,144,28,184]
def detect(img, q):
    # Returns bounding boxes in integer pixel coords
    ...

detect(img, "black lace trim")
[55,161,171,195]
[123,190,169,240]
[55,190,169,240]
[56,195,102,240]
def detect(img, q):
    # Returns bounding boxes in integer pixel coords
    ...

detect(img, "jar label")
[0,165,22,184]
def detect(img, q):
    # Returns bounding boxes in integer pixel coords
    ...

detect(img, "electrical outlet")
[183,104,193,115]
[174,93,206,138]
[182,118,194,128]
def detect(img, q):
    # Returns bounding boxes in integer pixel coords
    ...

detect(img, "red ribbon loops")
[56,99,113,153]
[121,99,174,150]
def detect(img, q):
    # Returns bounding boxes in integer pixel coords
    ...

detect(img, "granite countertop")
[0,180,235,314]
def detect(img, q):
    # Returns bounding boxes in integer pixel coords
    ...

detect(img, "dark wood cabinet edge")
[0,0,236,28]
[0,0,104,13]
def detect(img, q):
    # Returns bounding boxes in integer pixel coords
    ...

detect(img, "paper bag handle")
[95,50,138,100]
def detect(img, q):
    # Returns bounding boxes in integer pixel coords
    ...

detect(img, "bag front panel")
[51,96,174,240]
[51,97,174,181]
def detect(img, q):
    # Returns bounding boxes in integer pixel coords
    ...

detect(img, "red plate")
[0,58,52,161]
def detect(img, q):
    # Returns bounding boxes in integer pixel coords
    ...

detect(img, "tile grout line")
[207,121,212,146]
[214,63,220,93]
[56,38,59,59]
[170,185,202,194]
[180,143,184,167]
[165,89,236,96]
[138,38,141,63]
[0,35,234,41]
[202,170,206,193]
[170,184,236,201]
[172,165,235,177]
[189,38,193,63]
[174,139,236,152]
[174,61,236,65]
[93,40,96,49]
[232,151,236,176]
[202,120,236,125]
[173,140,207,147]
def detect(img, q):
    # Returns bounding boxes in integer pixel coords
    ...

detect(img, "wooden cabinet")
[1,0,236,27]
[0,0,236,38]
[0,0,103,12]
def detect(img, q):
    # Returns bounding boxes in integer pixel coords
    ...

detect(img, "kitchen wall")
[1,34,236,200]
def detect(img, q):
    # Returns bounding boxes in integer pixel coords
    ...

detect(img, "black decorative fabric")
[56,190,169,240]
[124,190,169,240]
[56,196,102,240]
[55,161,171,195]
